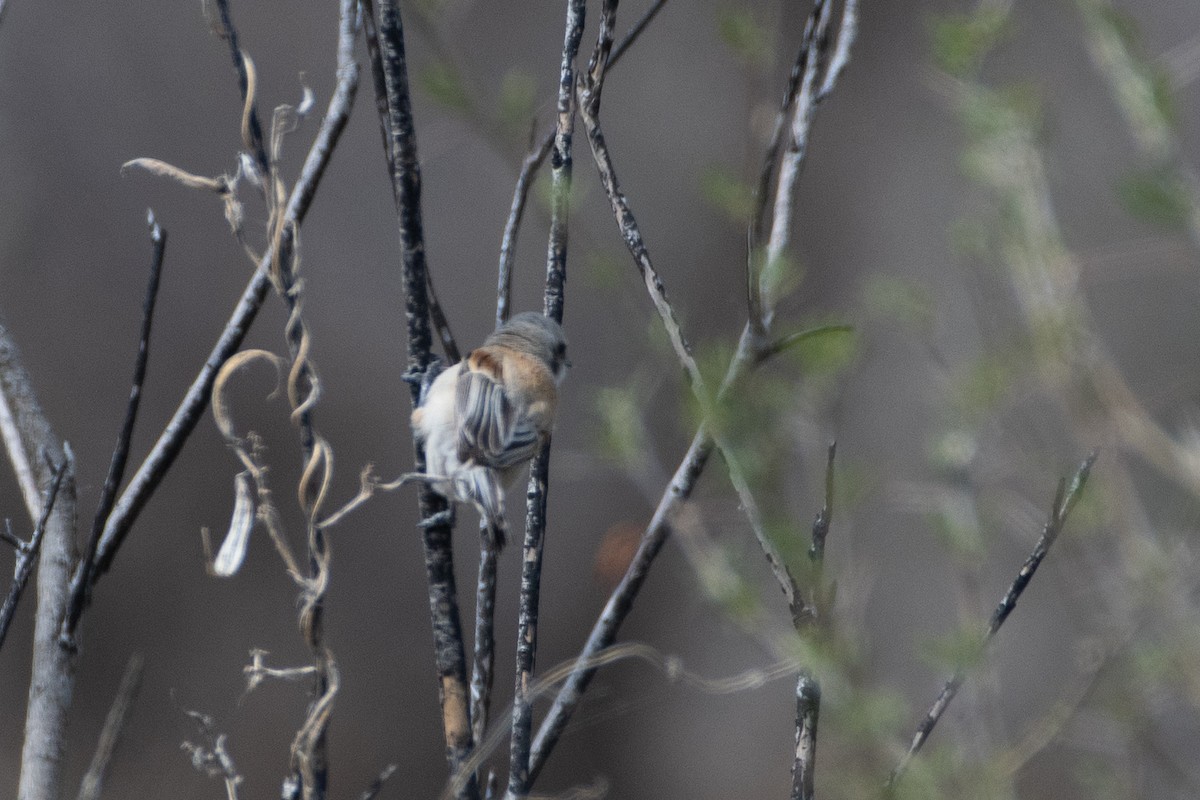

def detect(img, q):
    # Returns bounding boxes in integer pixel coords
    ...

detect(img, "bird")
[411,311,569,549]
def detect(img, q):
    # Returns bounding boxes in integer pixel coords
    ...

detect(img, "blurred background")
[3,0,1200,798]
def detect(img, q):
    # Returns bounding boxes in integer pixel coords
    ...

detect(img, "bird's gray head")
[486,311,570,384]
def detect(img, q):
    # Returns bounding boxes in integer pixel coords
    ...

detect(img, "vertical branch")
[0,462,67,650]
[372,2,477,797]
[471,546,498,757]
[790,674,820,800]
[507,2,585,798]
[0,322,77,800]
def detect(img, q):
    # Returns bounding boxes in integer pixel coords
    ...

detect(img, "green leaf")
[1117,166,1191,229]
[929,10,1010,77]
[497,69,537,139]
[716,6,774,69]
[700,165,754,223]
[417,62,471,113]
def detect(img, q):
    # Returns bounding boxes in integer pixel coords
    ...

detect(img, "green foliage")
[921,623,986,672]
[582,249,626,292]
[862,274,936,333]
[497,69,537,140]
[781,318,858,376]
[700,165,755,224]
[716,5,775,69]
[947,216,993,261]
[758,250,802,311]
[929,9,1011,77]
[417,61,471,113]
[1117,166,1192,229]
[594,385,648,472]
[953,350,1019,416]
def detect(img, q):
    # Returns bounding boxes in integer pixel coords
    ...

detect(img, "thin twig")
[92,0,358,580]
[790,672,820,800]
[886,452,1098,792]
[493,0,670,330]
[471,543,498,776]
[0,321,79,800]
[496,134,554,328]
[809,440,836,586]
[0,459,67,650]
[506,1,585,796]
[372,2,477,797]
[608,0,668,67]
[361,0,460,364]
[211,0,269,174]
[357,764,399,800]
[527,1,859,778]
[63,213,166,642]
[580,66,806,625]
[77,653,145,800]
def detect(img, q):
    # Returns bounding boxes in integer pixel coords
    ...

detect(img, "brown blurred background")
[2,1,1200,798]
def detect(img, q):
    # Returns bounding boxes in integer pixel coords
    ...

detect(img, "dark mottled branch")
[790,673,820,800]
[211,0,269,174]
[809,441,836,575]
[494,0,669,329]
[507,2,585,797]
[470,545,498,769]
[529,2,858,779]
[886,453,1097,792]
[361,0,460,364]
[373,1,477,797]
[62,213,166,642]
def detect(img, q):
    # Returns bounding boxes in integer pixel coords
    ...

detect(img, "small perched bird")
[411,311,569,548]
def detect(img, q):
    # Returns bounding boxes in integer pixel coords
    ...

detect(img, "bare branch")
[371,1,477,796]
[790,673,820,800]
[494,0,670,329]
[357,764,399,800]
[528,2,858,777]
[77,654,145,800]
[496,134,554,327]
[580,78,806,625]
[0,459,67,650]
[208,0,269,174]
[886,452,1098,792]
[63,212,166,642]
[506,1,585,795]
[471,545,498,770]
[92,0,360,582]
[0,321,78,800]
